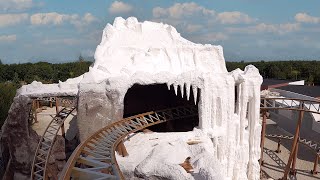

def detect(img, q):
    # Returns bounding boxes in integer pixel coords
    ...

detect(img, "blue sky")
[1,0,320,64]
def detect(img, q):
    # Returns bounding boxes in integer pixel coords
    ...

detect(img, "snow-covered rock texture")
[3,17,262,179]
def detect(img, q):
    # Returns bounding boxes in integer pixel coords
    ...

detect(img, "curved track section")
[261,97,320,114]
[60,105,198,180]
[31,98,77,180]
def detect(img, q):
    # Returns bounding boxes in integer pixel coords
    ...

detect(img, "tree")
[78,55,85,62]
[0,59,2,65]
[13,72,20,84]
[291,70,300,80]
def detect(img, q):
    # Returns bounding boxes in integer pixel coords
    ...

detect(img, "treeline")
[226,60,320,85]
[1,60,319,86]
[0,60,92,84]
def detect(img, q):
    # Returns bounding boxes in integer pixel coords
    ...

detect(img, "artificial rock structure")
[1,17,262,179]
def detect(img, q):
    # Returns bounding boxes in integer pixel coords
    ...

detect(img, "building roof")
[277,85,320,98]
[262,79,291,86]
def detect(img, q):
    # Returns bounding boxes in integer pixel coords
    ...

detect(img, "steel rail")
[260,97,320,115]
[31,97,77,180]
[60,105,198,180]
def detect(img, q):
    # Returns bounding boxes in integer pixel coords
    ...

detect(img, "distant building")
[265,82,320,140]
[277,85,320,100]
[261,79,304,90]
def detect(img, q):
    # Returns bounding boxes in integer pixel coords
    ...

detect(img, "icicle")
[173,84,178,96]
[185,83,191,101]
[192,86,198,104]
[167,83,171,90]
[180,83,184,98]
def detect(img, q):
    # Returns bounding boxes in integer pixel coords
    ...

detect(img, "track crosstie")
[60,105,198,180]
[31,97,77,180]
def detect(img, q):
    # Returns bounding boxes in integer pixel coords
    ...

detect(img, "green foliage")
[0,61,92,83]
[0,82,18,126]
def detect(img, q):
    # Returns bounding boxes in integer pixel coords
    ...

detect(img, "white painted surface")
[271,89,320,133]
[288,80,305,85]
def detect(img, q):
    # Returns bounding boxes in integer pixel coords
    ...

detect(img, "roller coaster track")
[260,97,320,115]
[260,97,320,179]
[60,105,198,180]
[31,97,77,180]
[30,97,319,179]
[266,134,320,156]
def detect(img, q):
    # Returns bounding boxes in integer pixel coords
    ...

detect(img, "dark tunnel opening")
[123,84,199,132]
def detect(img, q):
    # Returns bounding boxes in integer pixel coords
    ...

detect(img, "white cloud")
[190,32,228,43]
[227,23,300,34]
[295,13,319,24]
[153,2,215,19]
[0,34,17,42]
[30,12,77,25]
[0,13,29,27]
[216,11,255,24]
[255,23,300,33]
[0,0,33,11]
[109,1,133,14]
[70,13,98,29]
[42,38,81,45]
[186,24,203,33]
[83,13,97,24]
[30,12,98,29]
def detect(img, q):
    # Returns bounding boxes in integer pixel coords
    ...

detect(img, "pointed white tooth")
[192,86,198,104]
[185,83,191,101]
[167,83,171,90]
[173,84,178,96]
[180,83,184,98]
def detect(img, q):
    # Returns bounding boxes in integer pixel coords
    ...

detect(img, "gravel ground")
[261,119,320,180]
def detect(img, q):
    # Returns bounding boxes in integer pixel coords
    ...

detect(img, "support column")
[61,123,65,138]
[283,104,304,180]
[55,98,59,115]
[32,100,38,123]
[276,138,281,153]
[311,155,319,175]
[116,140,128,157]
[260,110,267,166]
[290,143,299,175]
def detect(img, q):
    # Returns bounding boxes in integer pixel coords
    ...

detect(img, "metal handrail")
[260,97,320,114]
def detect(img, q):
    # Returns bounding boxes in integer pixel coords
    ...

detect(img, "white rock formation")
[4,17,263,179]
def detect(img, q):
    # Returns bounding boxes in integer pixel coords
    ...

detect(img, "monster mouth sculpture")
[5,17,262,180]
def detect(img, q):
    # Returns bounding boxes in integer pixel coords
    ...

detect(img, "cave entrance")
[123,84,199,132]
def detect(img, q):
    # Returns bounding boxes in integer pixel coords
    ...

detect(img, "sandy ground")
[31,106,78,141]
[261,119,320,180]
